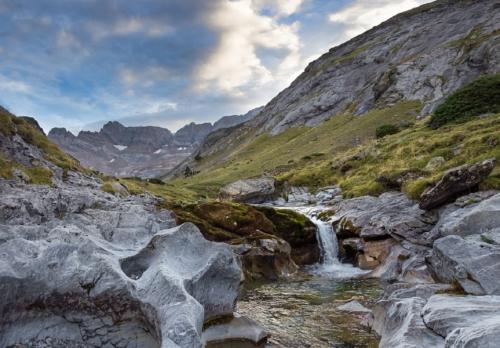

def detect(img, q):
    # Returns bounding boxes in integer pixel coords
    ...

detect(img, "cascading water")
[294,206,368,279]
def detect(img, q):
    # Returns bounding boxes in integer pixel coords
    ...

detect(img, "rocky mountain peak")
[48,127,75,140]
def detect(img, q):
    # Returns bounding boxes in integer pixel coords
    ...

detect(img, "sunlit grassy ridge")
[0,108,85,179]
[169,101,421,198]
[279,114,500,198]
[163,101,499,201]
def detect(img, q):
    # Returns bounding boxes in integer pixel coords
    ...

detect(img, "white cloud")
[329,0,433,40]
[254,0,304,16]
[118,66,171,88]
[88,18,172,41]
[0,75,31,93]
[195,0,302,96]
[143,101,178,114]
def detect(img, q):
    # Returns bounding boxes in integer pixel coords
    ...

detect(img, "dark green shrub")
[429,74,500,128]
[148,178,165,185]
[376,124,399,138]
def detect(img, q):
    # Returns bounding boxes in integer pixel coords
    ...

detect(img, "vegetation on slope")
[429,74,500,128]
[0,108,86,183]
[280,113,500,198]
[169,101,421,198]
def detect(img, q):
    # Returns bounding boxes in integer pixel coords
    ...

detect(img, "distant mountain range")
[48,106,262,178]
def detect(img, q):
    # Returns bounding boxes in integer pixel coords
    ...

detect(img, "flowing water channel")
[234,206,382,347]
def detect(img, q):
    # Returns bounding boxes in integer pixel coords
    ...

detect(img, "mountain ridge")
[48,107,262,178]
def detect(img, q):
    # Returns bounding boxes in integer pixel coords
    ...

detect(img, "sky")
[0,0,432,133]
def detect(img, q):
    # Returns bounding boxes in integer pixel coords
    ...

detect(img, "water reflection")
[237,274,381,348]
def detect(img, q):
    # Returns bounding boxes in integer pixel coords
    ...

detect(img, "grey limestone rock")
[0,177,242,348]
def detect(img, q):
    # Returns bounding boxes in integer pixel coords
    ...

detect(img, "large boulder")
[219,177,276,203]
[432,192,500,238]
[423,295,500,347]
[332,192,436,245]
[0,179,242,348]
[428,235,500,295]
[419,158,496,210]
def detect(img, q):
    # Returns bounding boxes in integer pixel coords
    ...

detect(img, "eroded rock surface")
[0,177,241,348]
[423,295,500,347]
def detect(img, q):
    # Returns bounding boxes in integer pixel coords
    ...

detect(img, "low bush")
[429,74,500,128]
[376,124,399,138]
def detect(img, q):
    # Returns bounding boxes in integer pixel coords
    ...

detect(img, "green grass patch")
[23,166,53,185]
[168,101,422,199]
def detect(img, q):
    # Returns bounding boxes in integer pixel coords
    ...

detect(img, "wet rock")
[238,239,298,281]
[255,206,320,265]
[0,179,241,348]
[423,295,500,347]
[419,158,496,210]
[219,177,276,203]
[357,239,397,270]
[368,242,434,284]
[373,296,444,348]
[337,300,371,314]
[428,235,500,295]
[383,283,452,301]
[202,314,268,347]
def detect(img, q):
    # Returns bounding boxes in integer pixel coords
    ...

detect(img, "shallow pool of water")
[237,273,382,348]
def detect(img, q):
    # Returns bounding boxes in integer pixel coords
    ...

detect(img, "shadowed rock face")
[0,177,241,348]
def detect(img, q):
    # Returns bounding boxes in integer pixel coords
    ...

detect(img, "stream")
[236,206,382,347]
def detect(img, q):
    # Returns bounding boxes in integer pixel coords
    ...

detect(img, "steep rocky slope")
[255,0,500,134]
[177,0,499,179]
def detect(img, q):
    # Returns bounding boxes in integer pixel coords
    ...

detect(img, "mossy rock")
[172,202,276,243]
[254,206,317,246]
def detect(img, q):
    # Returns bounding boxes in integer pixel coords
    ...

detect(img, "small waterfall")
[307,213,338,265]
[295,206,368,278]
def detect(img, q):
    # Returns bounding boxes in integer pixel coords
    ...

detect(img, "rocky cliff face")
[189,0,500,165]
[253,0,500,134]
[49,107,261,178]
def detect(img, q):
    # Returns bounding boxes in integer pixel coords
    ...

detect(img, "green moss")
[429,74,500,128]
[171,202,277,243]
[254,206,317,246]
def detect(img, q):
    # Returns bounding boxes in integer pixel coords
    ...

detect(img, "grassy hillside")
[169,101,421,198]
[161,102,499,202]
[278,113,500,198]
